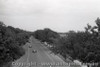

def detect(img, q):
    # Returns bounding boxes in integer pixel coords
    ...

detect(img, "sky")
[0,0,100,32]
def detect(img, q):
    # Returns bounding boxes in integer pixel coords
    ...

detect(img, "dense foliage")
[0,21,30,65]
[33,28,60,43]
[52,18,100,65]
[33,18,100,67]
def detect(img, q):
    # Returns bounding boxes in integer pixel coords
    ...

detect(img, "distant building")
[59,33,67,37]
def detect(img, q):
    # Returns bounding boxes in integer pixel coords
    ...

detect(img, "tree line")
[33,18,100,67]
[0,21,31,66]
[33,28,60,44]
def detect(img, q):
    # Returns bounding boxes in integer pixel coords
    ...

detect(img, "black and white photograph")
[0,0,100,67]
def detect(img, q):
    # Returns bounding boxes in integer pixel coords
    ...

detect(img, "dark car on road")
[29,45,32,48]
[32,50,37,53]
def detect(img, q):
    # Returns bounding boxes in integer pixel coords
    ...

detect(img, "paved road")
[12,37,80,67]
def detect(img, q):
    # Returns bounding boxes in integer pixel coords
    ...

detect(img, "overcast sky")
[0,0,100,32]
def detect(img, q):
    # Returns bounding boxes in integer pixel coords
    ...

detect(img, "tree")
[0,21,30,65]
[33,28,60,43]
[0,21,6,26]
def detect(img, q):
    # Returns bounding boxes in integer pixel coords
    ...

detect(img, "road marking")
[27,47,29,62]
[26,45,30,67]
